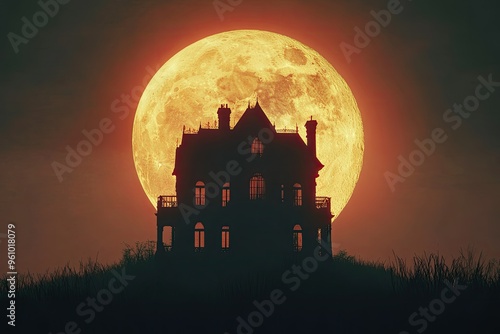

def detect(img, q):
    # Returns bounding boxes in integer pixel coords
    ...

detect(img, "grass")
[390,247,500,295]
[2,243,499,333]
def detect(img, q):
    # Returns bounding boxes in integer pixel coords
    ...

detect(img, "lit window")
[194,222,205,251]
[249,173,265,200]
[293,183,302,206]
[195,181,205,206]
[222,226,230,251]
[251,138,264,156]
[317,228,322,244]
[293,224,303,252]
[163,226,174,252]
[222,182,230,207]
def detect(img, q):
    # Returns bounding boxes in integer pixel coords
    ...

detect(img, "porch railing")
[158,195,177,208]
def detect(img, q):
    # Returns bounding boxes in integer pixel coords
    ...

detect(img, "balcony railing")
[158,195,178,208]
[158,195,330,210]
[315,197,331,210]
[275,128,299,134]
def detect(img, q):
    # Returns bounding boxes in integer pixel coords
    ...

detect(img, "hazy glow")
[132,30,364,219]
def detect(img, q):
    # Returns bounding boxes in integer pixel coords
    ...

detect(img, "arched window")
[251,137,264,156]
[249,173,265,200]
[195,181,205,206]
[194,222,205,251]
[221,226,230,251]
[293,183,302,206]
[222,182,230,207]
[293,224,303,252]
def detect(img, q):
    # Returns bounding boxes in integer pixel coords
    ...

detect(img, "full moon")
[132,30,364,219]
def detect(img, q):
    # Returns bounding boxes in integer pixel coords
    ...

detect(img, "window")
[281,184,285,203]
[293,183,302,206]
[251,137,264,156]
[222,226,230,251]
[163,226,174,251]
[317,228,322,244]
[195,181,205,206]
[249,173,265,200]
[194,222,205,251]
[222,182,230,207]
[293,224,303,252]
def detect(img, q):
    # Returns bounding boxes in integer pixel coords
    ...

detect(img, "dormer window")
[251,137,264,156]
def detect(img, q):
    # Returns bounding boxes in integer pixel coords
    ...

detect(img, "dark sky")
[1,0,499,274]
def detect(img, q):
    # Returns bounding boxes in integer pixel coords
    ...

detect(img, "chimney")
[217,104,231,131]
[305,117,318,157]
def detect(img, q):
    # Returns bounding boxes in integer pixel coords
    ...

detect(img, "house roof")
[232,101,273,133]
[173,103,324,175]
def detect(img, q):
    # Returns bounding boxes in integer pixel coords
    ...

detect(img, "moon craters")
[284,47,308,65]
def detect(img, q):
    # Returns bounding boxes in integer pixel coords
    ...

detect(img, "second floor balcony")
[158,195,177,208]
[158,195,331,212]
[315,197,331,211]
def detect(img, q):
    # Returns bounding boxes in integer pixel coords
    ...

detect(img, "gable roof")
[232,101,274,134]
[173,102,324,175]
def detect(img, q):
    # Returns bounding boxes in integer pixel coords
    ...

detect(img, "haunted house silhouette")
[156,101,333,266]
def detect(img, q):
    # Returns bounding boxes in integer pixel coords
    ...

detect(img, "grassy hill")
[2,242,499,333]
